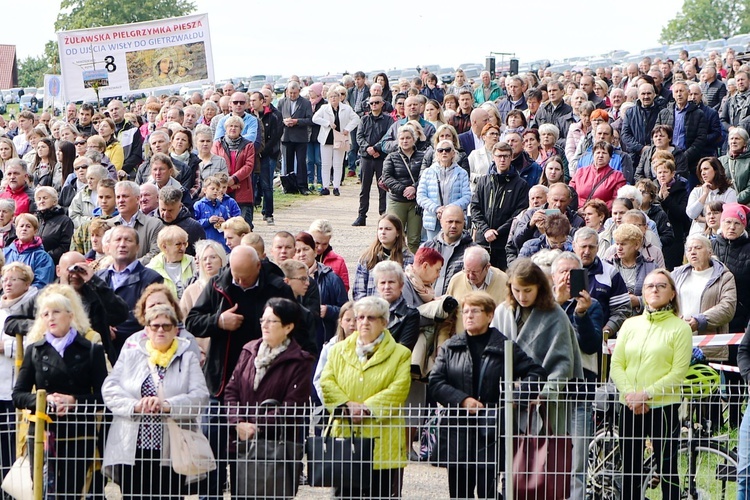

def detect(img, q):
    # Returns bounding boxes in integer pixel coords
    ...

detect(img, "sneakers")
[333,188,340,196]
[319,188,330,195]
[265,216,275,225]
[351,216,366,227]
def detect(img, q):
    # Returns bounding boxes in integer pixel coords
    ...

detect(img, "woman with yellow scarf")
[101,304,208,499]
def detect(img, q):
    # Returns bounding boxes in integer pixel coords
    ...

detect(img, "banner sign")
[57,13,214,102]
[42,75,65,111]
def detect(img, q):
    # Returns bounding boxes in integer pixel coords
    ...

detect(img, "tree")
[55,0,196,32]
[18,56,50,87]
[660,0,750,44]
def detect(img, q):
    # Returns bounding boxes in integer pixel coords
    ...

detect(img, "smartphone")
[544,208,561,216]
[570,269,589,298]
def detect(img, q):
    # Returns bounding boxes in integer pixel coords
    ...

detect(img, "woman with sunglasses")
[417,139,471,240]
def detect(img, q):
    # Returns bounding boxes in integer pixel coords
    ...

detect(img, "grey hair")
[574,226,600,243]
[287,81,301,90]
[115,180,140,197]
[729,126,750,143]
[538,123,560,142]
[577,100,596,116]
[531,249,561,275]
[86,164,109,182]
[225,115,244,129]
[397,125,417,141]
[0,199,15,213]
[685,233,712,250]
[551,251,583,275]
[84,150,104,163]
[149,130,170,144]
[372,260,405,286]
[309,219,333,236]
[354,296,390,324]
[158,186,183,205]
[464,246,490,268]
[6,158,28,174]
[617,185,642,207]
[201,100,218,113]
[144,304,179,327]
[34,186,58,205]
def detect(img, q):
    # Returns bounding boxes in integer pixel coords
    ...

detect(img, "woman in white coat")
[312,85,361,196]
[102,304,208,500]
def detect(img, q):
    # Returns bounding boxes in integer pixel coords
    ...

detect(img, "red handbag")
[513,407,572,500]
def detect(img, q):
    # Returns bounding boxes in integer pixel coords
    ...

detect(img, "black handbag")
[279,173,299,194]
[234,400,303,499]
[305,412,375,490]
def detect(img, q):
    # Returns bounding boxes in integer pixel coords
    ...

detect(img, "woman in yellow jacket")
[610,268,692,500]
[145,226,196,300]
[321,296,412,499]
[98,117,124,171]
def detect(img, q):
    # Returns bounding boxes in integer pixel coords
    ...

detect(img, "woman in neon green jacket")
[610,268,692,500]
[321,296,412,499]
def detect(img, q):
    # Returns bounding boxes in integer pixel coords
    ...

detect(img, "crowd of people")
[0,47,750,498]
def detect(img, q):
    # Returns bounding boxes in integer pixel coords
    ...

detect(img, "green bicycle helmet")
[682,364,720,399]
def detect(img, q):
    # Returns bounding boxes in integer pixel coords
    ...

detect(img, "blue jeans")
[738,408,750,498]
[570,400,593,499]
[307,142,322,185]
[259,156,275,218]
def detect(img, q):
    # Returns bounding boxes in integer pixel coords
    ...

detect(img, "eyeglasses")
[437,148,453,153]
[494,154,511,160]
[148,323,175,332]
[74,165,88,171]
[643,282,669,291]
[1,277,24,284]
[369,101,383,105]
[232,101,246,105]
[74,141,87,146]
[287,276,308,282]
[259,318,281,325]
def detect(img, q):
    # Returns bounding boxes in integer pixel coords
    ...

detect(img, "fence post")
[504,340,514,500]
[15,334,23,458]
[33,390,46,500]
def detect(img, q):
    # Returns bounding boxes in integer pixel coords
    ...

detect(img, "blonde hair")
[2,262,33,284]
[221,216,251,236]
[157,225,188,250]
[28,286,92,342]
[612,223,644,246]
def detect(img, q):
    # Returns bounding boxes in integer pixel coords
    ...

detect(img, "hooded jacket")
[720,150,750,205]
[36,206,74,265]
[712,233,750,332]
[655,101,708,169]
[3,236,54,288]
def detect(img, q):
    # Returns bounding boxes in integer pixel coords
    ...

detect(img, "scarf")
[171,150,190,164]
[45,328,78,357]
[0,221,12,235]
[644,302,675,315]
[404,264,435,302]
[254,338,290,390]
[224,135,243,152]
[14,236,42,254]
[146,338,178,368]
[355,331,385,364]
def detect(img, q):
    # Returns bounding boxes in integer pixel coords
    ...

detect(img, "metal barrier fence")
[0,348,746,499]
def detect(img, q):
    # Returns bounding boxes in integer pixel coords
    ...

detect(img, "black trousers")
[447,464,497,499]
[358,156,387,218]
[0,400,15,478]
[28,429,94,500]
[620,403,680,500]
[335,467,404,499]
[283,142,309,189]
[117,449,185,500]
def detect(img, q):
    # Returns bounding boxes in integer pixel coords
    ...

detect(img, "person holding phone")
[550,252,604,499]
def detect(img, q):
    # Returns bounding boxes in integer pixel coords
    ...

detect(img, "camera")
[67,265,86,274]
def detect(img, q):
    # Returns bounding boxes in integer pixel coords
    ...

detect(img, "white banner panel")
[57,13,214,102]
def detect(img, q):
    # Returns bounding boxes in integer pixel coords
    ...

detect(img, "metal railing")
[0,341,745,499]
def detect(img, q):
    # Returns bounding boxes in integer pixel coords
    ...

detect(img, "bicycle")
[587,365,738,500]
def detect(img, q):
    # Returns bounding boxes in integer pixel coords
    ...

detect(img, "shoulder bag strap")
[401,154,418,186]
[585,168,615,203]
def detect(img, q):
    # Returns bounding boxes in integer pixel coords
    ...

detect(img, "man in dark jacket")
[134,131,192,193]
[471,142,529,270]
[353,96,394,226]
[509,182,584,263]
[496,76,528,122]
[278,81,313,194]
[96,226,163,360]
[107,100,143,179]
[422,204,476,296]
[580,75,607,110]
[157,186,205,256]
[701,66,727,112]
[533,81,574,148]
[253,90,284,224]
[690,83,725,160]
[655,81,708,172]
[721,71,750,132]
[621,83,664,165]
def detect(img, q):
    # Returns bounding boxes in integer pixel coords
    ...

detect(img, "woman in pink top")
[570,141,627,209]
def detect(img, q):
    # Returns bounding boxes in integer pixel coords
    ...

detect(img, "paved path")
[252,180,452,498]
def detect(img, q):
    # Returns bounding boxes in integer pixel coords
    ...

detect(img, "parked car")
[274,77,290,94]
[438,67,455,84]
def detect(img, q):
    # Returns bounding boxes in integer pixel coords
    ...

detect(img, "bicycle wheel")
[641,440,737,500]
[587,428,621,500]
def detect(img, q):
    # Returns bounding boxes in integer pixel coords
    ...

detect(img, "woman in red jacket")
[210,115,255,228]
[570,141,627,209]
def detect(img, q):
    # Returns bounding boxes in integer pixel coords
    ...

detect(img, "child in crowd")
[193,174,240,250]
